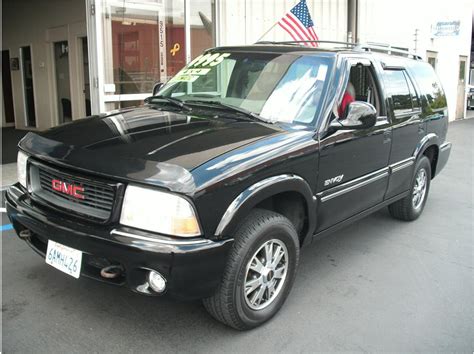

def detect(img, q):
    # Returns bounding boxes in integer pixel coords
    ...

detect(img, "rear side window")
[408,62,447,112]
[383,69,413,116]
[405,73,420,110]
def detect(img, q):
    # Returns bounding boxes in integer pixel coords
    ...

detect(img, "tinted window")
[383,69,412,116]
[404,72,420,109]
[408,62,447,112]
[160,52,334,125]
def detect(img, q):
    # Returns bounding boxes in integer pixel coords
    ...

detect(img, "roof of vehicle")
[212,44,341,54]
[211,41,423,62]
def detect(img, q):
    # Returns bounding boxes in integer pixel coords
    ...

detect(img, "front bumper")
[6,184,233,300]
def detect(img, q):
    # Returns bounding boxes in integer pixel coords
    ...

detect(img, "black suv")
[7,42,451,330]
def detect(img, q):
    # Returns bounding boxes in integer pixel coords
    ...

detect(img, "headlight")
[17,151,29,188]
[120,185,201,237]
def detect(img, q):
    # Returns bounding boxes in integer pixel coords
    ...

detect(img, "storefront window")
[190,0,215,59]
[106,0,191,95]
[93,0,216,112]
[108,2,170,95]
[164,1,186,79]
[112,100,144,109]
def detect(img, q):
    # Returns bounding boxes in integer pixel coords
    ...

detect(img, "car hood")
[20,107,283,193]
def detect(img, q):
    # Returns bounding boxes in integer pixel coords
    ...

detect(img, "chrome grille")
[30,162,116,221]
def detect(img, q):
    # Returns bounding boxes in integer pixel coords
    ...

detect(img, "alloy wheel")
[243,239,288,311]
[412,168,427,210]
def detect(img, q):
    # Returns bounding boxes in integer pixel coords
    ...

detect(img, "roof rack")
[254,40,423,60]
[355,42,422,60]
[256,40,356,48]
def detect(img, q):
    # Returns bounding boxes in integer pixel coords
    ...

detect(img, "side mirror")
[152,82,164,96]
[330,101,377,131]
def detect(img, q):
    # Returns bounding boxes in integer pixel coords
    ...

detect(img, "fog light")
[148,270,166,293]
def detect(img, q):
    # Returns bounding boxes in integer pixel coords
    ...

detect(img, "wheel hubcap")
[412,168,427,210]
[244,239,288,310]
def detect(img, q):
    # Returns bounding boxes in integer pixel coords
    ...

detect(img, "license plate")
[45,240,82,279]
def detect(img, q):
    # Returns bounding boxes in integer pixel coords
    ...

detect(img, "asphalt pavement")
[2,119,473,352]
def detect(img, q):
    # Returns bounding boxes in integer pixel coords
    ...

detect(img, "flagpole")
[256,22,279,42]
[255,0,300,43]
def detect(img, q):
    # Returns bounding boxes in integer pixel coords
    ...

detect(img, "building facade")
[1,0,473,131]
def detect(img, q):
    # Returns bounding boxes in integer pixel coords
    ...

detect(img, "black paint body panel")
[8,45,452,299]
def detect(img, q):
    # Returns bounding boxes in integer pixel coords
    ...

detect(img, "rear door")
[316,57,392,231]
[383,68,424,199]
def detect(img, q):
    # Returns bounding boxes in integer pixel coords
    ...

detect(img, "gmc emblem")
[51,179,85,200]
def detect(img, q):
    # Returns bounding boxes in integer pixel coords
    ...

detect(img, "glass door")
[81,37,92,116]
[102,0,186,109]
[2,50,15,125]
[54,41,72,124]
[86,0,217,113]
[20,46,36,127]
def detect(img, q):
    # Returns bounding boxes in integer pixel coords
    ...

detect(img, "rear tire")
[388,156,431,221]
[203,209,299,330]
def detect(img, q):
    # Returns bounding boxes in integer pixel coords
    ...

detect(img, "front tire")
[203,209,299,330]
[388,156,431,221]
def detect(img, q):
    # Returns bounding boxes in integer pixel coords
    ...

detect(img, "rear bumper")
[6,184,233,300]
[467,96,474,108]
[436,142,451,177]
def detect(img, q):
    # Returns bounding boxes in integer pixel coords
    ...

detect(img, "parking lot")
[2,119,473,352]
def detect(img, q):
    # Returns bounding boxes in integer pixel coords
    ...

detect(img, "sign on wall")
[432,20,460,37]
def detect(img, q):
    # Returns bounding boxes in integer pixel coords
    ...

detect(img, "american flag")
[278,0,319,47]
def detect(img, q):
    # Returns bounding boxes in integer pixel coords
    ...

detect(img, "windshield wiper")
[145,95,192,111]
[185,100,273,124]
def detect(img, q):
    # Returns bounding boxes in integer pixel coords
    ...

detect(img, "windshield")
[158,51,334,125]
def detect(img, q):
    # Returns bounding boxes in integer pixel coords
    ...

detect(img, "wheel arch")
[214,174,316,247]
[413,133,440,179]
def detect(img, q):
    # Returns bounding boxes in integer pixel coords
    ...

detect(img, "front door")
[101,1,173,110]
[316,59,392,231]
[53,41,72,124]
[2,50,15,125]
[20,46,36,127]
[80,37,91,116]
[383,68,423,199]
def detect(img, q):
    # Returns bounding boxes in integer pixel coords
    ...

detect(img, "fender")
[214,174,317,243]
[412,133,446,177]
[413,133,439,160]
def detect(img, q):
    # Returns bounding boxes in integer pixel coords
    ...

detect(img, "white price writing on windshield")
[188,53,231,68]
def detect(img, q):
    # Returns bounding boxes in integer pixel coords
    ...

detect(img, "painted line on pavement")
[1,224,13,232]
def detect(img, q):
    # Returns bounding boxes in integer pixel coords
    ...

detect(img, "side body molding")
[214,174,317,242]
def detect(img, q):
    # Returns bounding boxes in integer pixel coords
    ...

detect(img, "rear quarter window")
[382,69,413,116]
[408,62,447,113]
